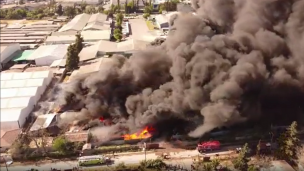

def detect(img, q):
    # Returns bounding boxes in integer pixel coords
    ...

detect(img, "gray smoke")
[47,0,304,138]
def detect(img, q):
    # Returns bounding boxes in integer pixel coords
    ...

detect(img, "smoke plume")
[47,0,304,138]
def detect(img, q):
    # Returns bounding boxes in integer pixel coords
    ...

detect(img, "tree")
[116,12,123,23]
[74,33,84,54]
[191,157,221,171]
[144,5,153,14]
[143,13,150,19]
[56,4,63,16]
[64,6,76,18]
[276,121,301,164]
[19,0,25,5]
[98,6,104,13]
[232,143,250,171]
[80,2,87,12]
[113,28,122,42]
[53,136,70,154]
[158,4,165,14]
[85,6,96,14]
[66,44,79,71]
[126,1,135,13]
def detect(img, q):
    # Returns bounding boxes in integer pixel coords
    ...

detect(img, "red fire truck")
[197,140,221,153]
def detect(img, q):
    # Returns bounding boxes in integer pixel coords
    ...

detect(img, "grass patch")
[146,21,155,30]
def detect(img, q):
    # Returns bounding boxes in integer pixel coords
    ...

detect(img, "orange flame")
[54,107,61,113]
[123,126,155,140]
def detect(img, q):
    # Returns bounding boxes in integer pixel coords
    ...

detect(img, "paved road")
[1,150,232,171]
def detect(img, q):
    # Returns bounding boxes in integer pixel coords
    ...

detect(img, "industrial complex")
[0,11,170,152]
[1,1,303,171]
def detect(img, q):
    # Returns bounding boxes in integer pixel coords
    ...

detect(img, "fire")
[54,107,61,113]
[123,126,155,140]
[99,117,105,122]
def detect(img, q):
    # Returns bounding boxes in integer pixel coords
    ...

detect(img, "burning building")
[42,0,304,140]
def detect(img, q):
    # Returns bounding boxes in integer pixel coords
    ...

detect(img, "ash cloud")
[47,0,304,138]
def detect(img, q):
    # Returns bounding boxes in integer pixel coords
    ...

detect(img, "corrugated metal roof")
[0,36,45,40]
[0,129,22,147]
[79,43,99,61]
[83,22,111,31]
[27,45,68,60]
[97,39,149,53]
[59,13,91,32]
[45,35,75,43]
[81,30,111,41]
[51,31,78,36]
[88,13,108,24]
[13,50,35,61]
[50,59,66,67]
[30,114,57,131]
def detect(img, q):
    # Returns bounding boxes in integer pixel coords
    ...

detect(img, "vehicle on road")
[197,140,221,153]
[78,155,111,167]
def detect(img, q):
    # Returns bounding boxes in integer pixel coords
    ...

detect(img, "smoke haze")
[46,0,304,138]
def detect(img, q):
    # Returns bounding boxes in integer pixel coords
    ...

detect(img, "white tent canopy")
[1,87,43,103]
[0,71,53,132]
[1,78,50,89]
[1,71,53,80]
[1,97,35,109]
[1,107,31,130]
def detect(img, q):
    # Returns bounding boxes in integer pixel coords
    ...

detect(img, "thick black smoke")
[48,0,304,138]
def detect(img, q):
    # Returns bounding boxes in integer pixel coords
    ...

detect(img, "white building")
[58,13,91,32]
[0,44,21,70]
[0,71,53,131]
[45,30,111,45]
[27,45,68,66]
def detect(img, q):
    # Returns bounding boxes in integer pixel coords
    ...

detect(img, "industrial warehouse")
[0,11,153,155]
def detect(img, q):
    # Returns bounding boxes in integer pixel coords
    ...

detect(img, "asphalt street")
[1,150,233,171]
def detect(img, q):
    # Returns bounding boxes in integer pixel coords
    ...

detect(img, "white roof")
[1,97,33,109]
[1,78,45,89]
[1,108,25,122]
[27,45,68,60]
[31,71,52,79]
[59,13,91,32]
[1,88,18,98]
[81,30,111,41]
[1,71,52,81]
[0,72,14,81]
[25,78,46,87]
[11,72,33,80]
[30,114,56,131]
[88,13,107,24]
[83,22,111,31]
[50,59,66,67]
[1,87,39,99]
